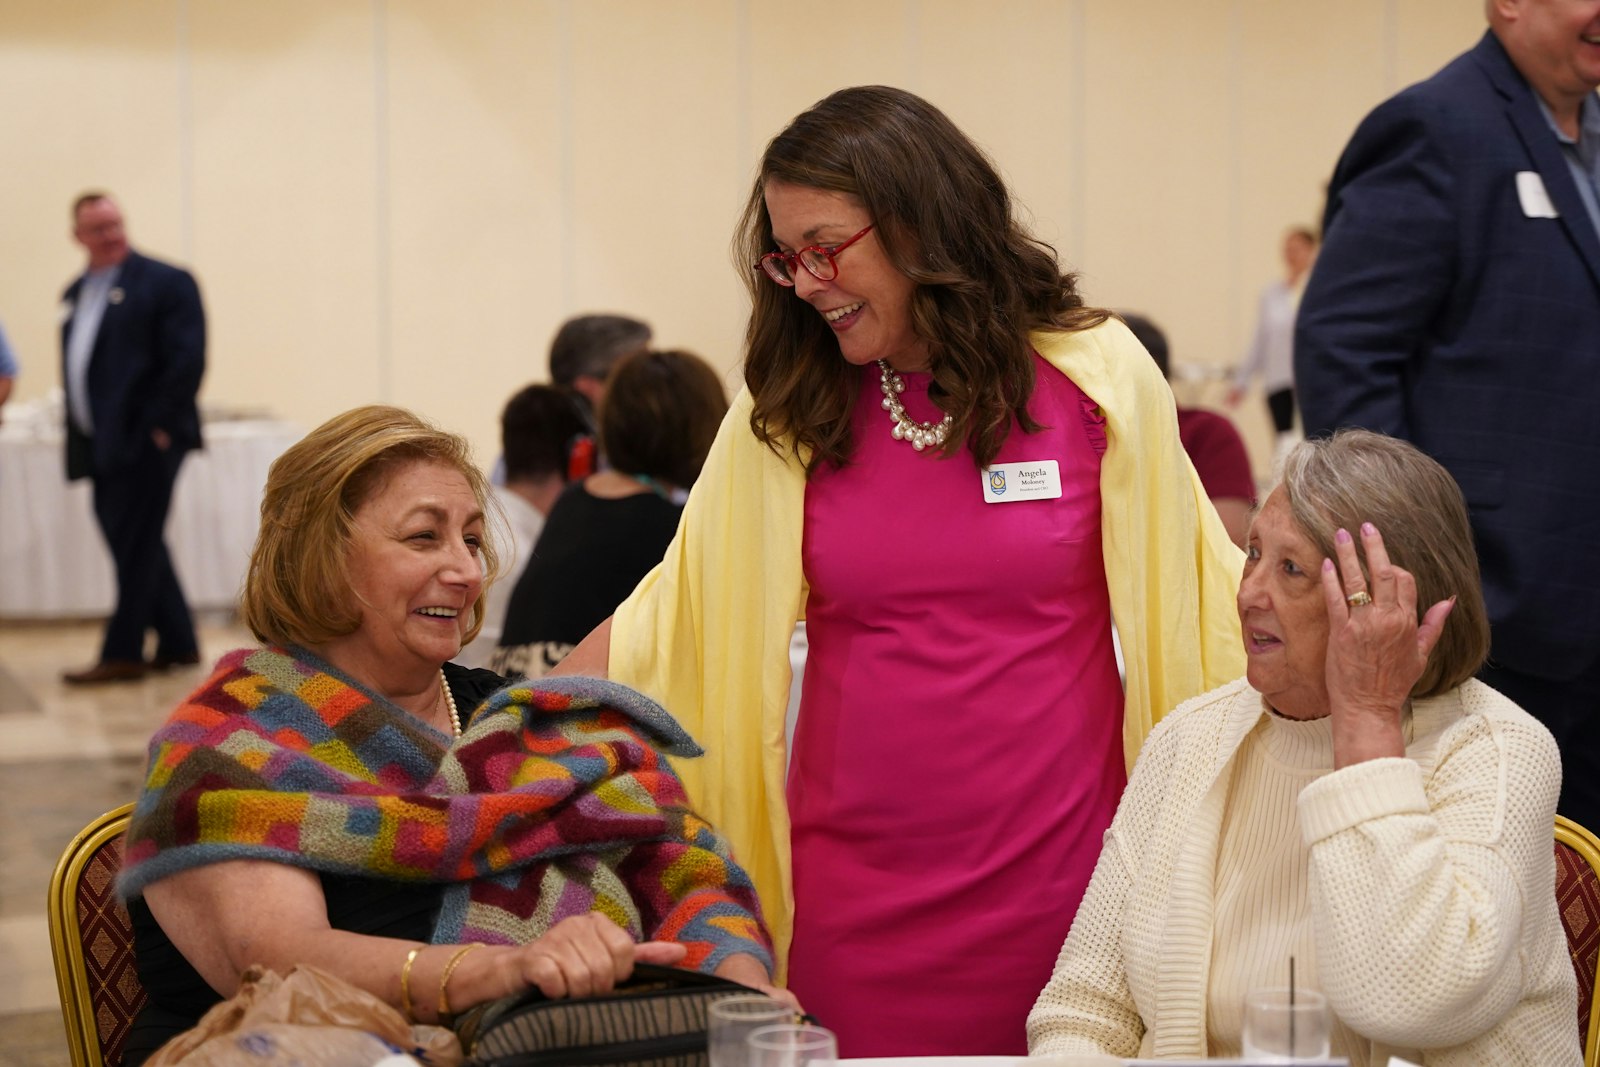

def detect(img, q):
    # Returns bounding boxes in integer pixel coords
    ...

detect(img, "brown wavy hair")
[243,405,499,650]
[737,85,1109,472]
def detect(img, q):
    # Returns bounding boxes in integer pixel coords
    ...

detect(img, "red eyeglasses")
[756,225,875,286]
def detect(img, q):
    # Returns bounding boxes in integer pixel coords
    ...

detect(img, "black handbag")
[463,964,778,1067]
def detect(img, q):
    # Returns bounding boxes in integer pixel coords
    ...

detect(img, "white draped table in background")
[0,417,303,619]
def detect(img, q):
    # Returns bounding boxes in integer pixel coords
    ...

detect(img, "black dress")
[120,662,504,1066]
[491,482,682,679]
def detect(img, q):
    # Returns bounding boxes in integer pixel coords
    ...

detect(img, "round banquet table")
[0,417,302,619]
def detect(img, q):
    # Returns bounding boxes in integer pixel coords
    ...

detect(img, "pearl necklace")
[877,360,953,451]
[439,668,461,737]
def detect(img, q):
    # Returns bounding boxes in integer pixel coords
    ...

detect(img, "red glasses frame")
[756,225,875,286]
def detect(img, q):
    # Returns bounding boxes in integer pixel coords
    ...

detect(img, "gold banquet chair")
[46,802,146,1067]
[1557,814,1600,1067]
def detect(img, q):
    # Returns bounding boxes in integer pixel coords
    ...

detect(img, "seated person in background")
[492,350,727,679]
[116,404,777,1066]
[1028,429,1579,1065]
[457,385,592,668]
[549,312,653,432]
[1123,311,1254,547]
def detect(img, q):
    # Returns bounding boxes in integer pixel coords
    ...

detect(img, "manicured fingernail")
[1362,522,1376,536]
[1335,528,1352,545]
[1323,558,1335,573]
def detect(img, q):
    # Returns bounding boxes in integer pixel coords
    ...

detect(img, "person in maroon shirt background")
[1122,312,1255,547]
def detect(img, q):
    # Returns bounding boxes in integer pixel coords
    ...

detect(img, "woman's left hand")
[1321,521,1455,768]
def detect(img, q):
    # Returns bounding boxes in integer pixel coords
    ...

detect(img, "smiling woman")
[322,462,489,717]
[558,85,1247,1057]
[112,405,780,1065]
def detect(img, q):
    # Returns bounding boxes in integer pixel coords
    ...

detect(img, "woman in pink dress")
[556,86,1243,1055]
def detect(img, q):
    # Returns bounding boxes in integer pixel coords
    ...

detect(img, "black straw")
[1289,956,1297,1057]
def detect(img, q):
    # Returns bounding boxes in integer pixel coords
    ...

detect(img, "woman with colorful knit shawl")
[115,405,778,1065]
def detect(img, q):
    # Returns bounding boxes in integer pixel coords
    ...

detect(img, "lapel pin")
[108,287,125,305]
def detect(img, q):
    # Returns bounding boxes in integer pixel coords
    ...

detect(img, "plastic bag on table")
[145,963,464,1067]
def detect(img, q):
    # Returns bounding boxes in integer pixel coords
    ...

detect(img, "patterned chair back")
[1556,814,1600,1067]
[46,803,145,1067]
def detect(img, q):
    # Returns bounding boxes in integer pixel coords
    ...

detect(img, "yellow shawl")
[610,318,1245,971]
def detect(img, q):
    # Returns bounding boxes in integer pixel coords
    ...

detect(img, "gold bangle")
[438,942,487,1019]
[400,945,424,1023]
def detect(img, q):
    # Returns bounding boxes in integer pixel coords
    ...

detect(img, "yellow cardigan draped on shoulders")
[609,317,1245,971]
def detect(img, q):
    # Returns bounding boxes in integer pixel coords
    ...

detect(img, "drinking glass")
[707,995,796,1067]
[1241,987,1330,1062]
[745,1023,839,1067]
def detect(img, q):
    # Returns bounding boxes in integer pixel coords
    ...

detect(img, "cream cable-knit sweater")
[1027,677,1580,1065]
[1207,712,1367,1059]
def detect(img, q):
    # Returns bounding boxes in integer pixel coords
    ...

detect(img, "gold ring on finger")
[1346,591,1373,607]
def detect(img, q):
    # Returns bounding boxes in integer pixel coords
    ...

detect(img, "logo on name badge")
[989,470,1007,495]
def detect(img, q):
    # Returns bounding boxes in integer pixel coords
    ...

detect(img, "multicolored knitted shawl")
[118,647,772,974]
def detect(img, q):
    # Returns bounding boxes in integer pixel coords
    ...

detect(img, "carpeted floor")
[0,1010,71,1067]
[0,617,255,1067]
[0,662,38,715]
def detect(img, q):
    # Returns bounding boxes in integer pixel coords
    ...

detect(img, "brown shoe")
[62,660,148,685]
[150,651,202,672]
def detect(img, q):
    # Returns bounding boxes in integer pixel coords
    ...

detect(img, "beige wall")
[0,0,1484,472]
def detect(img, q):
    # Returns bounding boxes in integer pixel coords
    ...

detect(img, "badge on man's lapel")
[108,287,125,305]
[1516,172,1559,219]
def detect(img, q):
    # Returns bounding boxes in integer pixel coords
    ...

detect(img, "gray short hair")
[548,314,652,386]
[1280,429,1491,698]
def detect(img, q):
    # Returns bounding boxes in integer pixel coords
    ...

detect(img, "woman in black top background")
[492,349,728,679]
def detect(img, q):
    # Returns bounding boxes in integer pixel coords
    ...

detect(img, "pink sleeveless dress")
[787,354,1126,1056]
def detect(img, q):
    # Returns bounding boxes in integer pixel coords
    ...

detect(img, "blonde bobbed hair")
[243,405,499,650]
[1279,429,1491,699]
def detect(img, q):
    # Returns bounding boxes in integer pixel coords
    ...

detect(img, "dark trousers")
[1479,658,1600,832]
[90,442,197,663]
[1266,387,1296,434]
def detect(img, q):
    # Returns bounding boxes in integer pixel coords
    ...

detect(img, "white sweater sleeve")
[1297,715,1560,1048]
[1027,827,1147,1058]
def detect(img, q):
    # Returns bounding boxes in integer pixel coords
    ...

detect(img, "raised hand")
[1320,522,1454,768]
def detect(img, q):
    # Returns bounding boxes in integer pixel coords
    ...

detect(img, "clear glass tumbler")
[707,995,796,1067]
[1241,987,1331,1062]
[744,1023,838,1067]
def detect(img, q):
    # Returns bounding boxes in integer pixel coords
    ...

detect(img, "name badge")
[981,460,1062,503]
[1516,171,1559,219]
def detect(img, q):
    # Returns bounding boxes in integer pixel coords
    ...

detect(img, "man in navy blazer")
[1296,1,1600,824]
[60,193,205,684]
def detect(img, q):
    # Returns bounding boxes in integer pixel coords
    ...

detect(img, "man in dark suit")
[1296,1,1600,824]
[60,192,206,684]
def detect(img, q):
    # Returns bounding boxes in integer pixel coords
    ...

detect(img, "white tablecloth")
[0,419,302,619]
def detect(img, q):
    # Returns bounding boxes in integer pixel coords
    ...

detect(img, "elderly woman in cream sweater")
[1028,430,1580,1066]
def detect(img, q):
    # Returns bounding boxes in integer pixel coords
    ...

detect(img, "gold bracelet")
[437,942,487,1020]
[400,944,425,1023]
